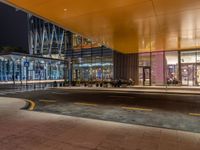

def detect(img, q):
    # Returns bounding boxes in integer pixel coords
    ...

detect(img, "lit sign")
[74,63,112,67]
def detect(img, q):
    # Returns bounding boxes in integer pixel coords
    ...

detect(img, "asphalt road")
[5,88,200,133]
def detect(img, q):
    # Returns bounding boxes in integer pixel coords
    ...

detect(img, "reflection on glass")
[138,53,151,85]
[73,34,82,50]
[139,53,151,66]
[165,51,179,85]
[82,38,92,49]
[72,55,113,82]
[181,51,196,86]
[0,55,64,81]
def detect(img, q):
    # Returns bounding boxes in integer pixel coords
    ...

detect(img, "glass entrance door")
[143,67,151,86]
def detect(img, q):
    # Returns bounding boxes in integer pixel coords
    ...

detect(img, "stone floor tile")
[0,97,200,150]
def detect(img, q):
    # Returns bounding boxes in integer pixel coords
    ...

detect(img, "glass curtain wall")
[165,51,179,85]
[102,56,113,81]
[181,51,197,86]
[0,54,64,82]
[29,16,70,60]
[138,51,177,86]
[138,53,151,86]
[70,34,113,83]
[80,57,91,81]
[92,56,102,81]
[138,49,200,86]
[197,51,200,85]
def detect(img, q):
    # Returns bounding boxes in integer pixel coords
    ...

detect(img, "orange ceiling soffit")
[2,0,200,53]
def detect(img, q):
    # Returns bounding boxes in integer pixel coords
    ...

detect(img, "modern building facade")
[0,2,114,83]
[138,50,200,86]
[0,53,64,82]
[28,15,71,60]
[0,3,65,82]
[28,15,114,83]
[2,1,200,87]
[67,46,113,83]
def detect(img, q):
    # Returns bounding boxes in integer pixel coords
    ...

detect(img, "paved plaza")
[0,97,200,150]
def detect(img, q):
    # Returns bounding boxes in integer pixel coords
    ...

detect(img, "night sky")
[0,2,29,52]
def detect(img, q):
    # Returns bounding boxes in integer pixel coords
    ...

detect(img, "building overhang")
[2,0,200,53]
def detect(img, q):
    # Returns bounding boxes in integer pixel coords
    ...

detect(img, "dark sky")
[0,2,29,52]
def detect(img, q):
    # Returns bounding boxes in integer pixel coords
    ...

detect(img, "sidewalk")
[58,86,200,94]
[0,79,64,85]
[0,97,200,150]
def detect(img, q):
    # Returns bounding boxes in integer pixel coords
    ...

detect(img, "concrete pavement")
[0,97,200,150]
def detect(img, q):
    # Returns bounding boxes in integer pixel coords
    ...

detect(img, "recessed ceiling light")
[64,8,67,12]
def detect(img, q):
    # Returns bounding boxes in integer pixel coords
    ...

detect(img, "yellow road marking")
[39,100,57,103]
[189,113,200,117]
[109,96,135,99]
[26,100,35,111]
[74,102,97,107]
[122,107,152,112]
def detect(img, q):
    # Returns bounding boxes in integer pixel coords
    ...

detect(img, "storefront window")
[80,57,92,81]
[92,57,102,81]
[181,51,196,86]
[196,51,200,85]
[102,56,113,81]
[165,51,179,85]
[71,47,113,82]
[72,58,81,81]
